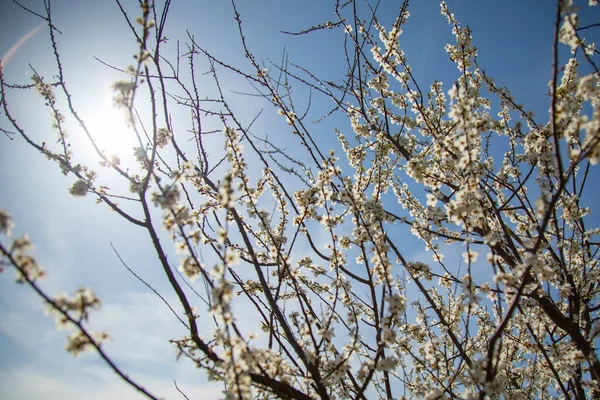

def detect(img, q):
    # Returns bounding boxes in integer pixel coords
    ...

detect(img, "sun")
[83,88,139,162]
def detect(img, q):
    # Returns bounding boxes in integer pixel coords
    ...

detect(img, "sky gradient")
[1,0,598,399]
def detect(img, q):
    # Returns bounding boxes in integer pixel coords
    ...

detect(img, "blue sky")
[1,0,598,399]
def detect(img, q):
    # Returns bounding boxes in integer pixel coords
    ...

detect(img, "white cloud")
[0,365,136,400]
[0,363,224,400]
[0,285,223,399]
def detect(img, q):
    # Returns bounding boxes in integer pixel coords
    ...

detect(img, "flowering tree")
[2,0,600,398]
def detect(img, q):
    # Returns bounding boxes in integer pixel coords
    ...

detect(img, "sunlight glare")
[85,88,139,162]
